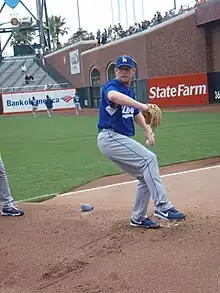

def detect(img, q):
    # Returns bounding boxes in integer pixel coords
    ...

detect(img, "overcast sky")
[0,0,195,55]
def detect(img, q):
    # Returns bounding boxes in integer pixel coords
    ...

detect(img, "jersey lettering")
[122,106,134,119]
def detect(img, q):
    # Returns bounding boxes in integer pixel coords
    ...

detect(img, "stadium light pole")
[110,0,114,26]
[76,0,81,30]
[36,0,44,47]
[132,0,136,24]
[125,0,128,28]
[118,0,121,24]
[141,0,144,20]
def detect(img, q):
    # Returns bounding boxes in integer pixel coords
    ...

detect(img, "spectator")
[89,32,95,40]
[101,29,108,45]
[39,47,44,56]
[44,84,49,90]
[61,3,195,50]
[163,12,169,20]
[156,11,163,23]
[21,64,27,74]
[35,48,40,58]
[179,5,184,13]
[96,29,101,46]
[25,74,29,84]
[108,25,113,40]
[29,75,34,81]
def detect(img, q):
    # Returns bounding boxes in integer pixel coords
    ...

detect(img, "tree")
[10,29,35,46]
[48,15,69,49]
[63,28,95,47]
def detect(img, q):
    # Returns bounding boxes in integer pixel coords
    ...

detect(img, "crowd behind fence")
[59,0,208,49]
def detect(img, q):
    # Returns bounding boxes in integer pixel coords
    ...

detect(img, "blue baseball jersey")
[98,79,139,137]
[45,98,53,108]
[31,99,38,106]
[74,95,80,103]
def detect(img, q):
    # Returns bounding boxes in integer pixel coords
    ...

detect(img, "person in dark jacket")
[44,95,54,117]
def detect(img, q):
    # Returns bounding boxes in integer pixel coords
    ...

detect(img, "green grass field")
[1,111,220,202]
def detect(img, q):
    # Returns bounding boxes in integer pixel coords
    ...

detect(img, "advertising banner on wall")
[147,73,209,107]
[2,88,76,114]
[69,49,80,75]
[207,72,220,104]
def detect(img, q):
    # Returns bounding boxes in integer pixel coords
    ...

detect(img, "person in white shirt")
[21,65,27,74]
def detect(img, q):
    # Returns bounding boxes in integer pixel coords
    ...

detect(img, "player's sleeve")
[103,83,119,108]
[104,83,118,96]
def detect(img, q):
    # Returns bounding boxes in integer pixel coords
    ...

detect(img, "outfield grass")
[1,111,220,201]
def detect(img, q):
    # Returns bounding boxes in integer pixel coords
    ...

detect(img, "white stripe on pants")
[97,129,173,221]
[0,155,14,209]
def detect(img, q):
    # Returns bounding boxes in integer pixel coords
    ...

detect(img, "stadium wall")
[44,41,97,89]
[26,1,220,109]
[81,11,208,86]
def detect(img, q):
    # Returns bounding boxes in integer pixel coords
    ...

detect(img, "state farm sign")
[148,73,208,107]
[149,84,207,99]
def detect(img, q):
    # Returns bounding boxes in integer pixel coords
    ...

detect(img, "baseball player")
[44,95,54,117]
[30,96,38,117]
[74,92,82,115]
[97,55,185,229]
[0,155,24,216]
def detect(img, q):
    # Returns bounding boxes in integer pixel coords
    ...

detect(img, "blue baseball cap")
[116,55,135,69]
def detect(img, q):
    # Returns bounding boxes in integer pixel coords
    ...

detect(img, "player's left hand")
[144,128,155,146]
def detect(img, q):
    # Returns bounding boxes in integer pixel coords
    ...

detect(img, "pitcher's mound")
[1,204,220,293]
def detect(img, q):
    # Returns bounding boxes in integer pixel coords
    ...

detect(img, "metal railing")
[0,83,70,93]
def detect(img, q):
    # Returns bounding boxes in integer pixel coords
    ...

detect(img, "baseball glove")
[142,103,162,129]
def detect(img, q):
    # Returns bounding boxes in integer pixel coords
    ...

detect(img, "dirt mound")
[1,205,220,293]
[0,159,220,293]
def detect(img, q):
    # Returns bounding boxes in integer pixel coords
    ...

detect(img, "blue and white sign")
[4,0,20,9]
[2,89,76,114]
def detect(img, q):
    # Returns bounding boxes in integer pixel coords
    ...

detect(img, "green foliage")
[48,15,69,49]
[10,14,69,48]
[10,29,36,46]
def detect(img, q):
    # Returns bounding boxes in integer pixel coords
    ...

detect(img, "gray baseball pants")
[0,155,14,209]
[97,129,173,221]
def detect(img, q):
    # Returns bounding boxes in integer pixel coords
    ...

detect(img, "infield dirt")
[0,104,220,293]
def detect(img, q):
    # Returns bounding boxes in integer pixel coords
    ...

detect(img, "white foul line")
[17,164,220,203]
[59,164,220,197]
[18,193,57,203]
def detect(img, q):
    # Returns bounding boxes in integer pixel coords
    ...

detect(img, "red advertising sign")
[148,73,209,107]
